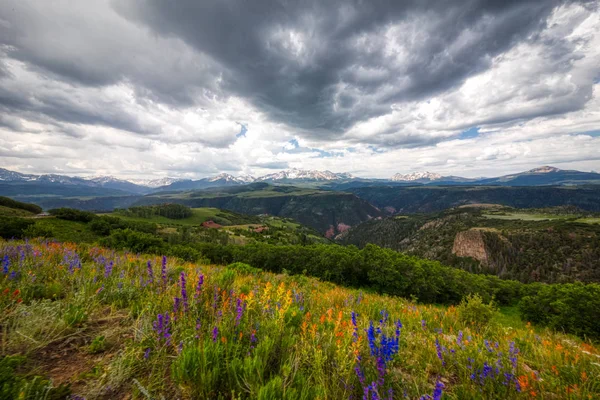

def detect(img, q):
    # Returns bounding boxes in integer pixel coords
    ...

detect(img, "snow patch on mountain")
[391,171,442,182]
[257,168,353,181]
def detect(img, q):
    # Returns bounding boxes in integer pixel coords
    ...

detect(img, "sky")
[0,0,599,180]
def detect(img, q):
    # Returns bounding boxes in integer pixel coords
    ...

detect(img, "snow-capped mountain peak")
[88,175,131,184]
[129,177,184,188]
[528,166,561,174]
[257,168,353,181]
[236,175,256,183]
[208,173,238,182]
[391,171,442,182]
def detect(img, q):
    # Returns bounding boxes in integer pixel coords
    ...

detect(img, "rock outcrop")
[452,229,489,265]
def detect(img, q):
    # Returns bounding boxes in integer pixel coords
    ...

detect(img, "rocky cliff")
[452,229,489,265]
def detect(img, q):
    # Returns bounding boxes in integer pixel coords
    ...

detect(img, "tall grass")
[1,238,599,399]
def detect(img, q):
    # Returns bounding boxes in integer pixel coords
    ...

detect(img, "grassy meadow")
[108,208,259,227]
[1,239,599,399]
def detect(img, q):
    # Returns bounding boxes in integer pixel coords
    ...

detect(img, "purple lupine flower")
[2,255,9,274]
[435,338,445,366]
[144,348,151,359]
[457,331,463,347]
[152,312,172,345]
[195,318,202,338]
[433,380,444,400]
[352,311,359,341]
[379,310,389,326]
[421,319,426,330]
[354,356,365,385]
[509,341,519,370]
[235,298,245,326]
[161,256,167,289]
[195,274,204,300]
[180,272,188,312]
[212,326,218,342]
[395,320,402,338]
[484,339,494,353]
[104,261,113,278]
[173,297,181,315]
[147,261,154,284]
[376,356,386,386]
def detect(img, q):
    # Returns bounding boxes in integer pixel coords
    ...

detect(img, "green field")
[108,207,258,227]
[483,212,572,221]
[575,217,600,224]
[483,212,600,225]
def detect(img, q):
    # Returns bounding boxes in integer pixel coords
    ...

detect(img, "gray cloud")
[0,0,599,179]
[115,0,587,136]
[251,161,290,170]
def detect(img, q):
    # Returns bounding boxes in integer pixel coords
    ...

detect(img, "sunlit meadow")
[1,239,599,399]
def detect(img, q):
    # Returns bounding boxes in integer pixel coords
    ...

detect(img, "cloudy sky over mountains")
[0,0,599,179]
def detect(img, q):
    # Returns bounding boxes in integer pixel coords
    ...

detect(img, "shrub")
[22,223,54,238]
[48,208,96,222]
[226,262,261,275]
[0,217,35,239]
[519,282,600,339]
[456,293,497,329]
[99,229,164,253]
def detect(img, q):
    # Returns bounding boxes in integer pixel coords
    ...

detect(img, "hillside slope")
[338,207,600,283]
[136,184,383,235]
[1,239,599,399]
[348,185,600,213]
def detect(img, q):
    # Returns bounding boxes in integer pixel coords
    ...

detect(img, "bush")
[456,293,497,329]
[0,217,35,239]
[99,229,165,253]
[226,262,261,275]
[48,208,96,222]
[519,282,600,339]
[22,223,54,238]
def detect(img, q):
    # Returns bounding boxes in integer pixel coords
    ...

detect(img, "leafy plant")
[456,293,497,329]
[89,335,106,354]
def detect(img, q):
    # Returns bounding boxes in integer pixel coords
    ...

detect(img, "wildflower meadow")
[1,238,599,399]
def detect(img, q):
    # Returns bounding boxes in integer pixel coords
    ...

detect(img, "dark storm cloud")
[0,0,224,107]
[0,0,596,153]
[116,0,583,136]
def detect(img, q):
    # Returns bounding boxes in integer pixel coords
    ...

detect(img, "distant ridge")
[2,165,600,195]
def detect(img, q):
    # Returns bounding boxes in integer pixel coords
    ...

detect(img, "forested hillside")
[339,207,600,284]
[347,185,600,213]
[134,183,383,235]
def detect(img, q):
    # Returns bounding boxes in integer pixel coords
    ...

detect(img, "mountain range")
[2,166,600,198]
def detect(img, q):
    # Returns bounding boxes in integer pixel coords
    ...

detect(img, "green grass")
[483,212,571,221]
[2,239,599,399]
[108,208,255,227]
[0,206,35,217]
[575,217,600,224]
